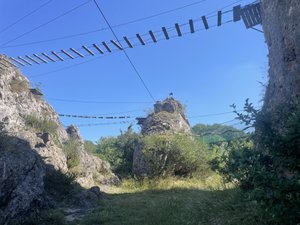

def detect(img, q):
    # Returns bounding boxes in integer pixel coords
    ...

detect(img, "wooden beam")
[175,23,182,36]
[123,36,133,48]
[70,48,84,58]
[202,16,209,29]
[10,57,25,66]
[82,45,95,56]
[111,40,123,50]
[102,42,112,52]
[61,50,74,59]
[162,27,169,40]
[189,19,195,33]
[25,55,40,64]
[136,34,145,45]
[41,53,56,62]
[18,56,32,65]
[233,5,241,22]
[33,54,48,63]
[149,30,157,43]
[51,51,64,61]
[217,11,222,26]
[92,44,104,54]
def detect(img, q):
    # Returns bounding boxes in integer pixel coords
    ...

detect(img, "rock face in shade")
[0,55,118,224]
[0,137,46,225]
[132,97,192,178]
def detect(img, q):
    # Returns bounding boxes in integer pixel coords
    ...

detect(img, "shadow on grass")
[81,187,266,225]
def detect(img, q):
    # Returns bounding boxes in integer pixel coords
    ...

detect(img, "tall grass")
[80,176,265,225]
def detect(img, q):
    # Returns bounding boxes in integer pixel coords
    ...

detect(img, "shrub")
[142,134,210,178]
[10,79,28,93]
[212,100,300,224]
[96,128,140,177]
[62,139,80,169]
[25,115,58,134]
[84,140,97,155]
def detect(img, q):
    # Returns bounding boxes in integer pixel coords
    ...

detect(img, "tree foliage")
[192,123,246,144]
[211,100,300,224]
[96,127,140,177]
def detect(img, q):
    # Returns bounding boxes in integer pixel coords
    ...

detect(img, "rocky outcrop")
[133,97,192,178]
[139,98,191,135]
[260,0,300,122]
[0,55,118,223]
[0,136,46,225]
[66,125,119,188]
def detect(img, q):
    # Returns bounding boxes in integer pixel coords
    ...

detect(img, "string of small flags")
[58,113,131,119]
[66,120,134,127]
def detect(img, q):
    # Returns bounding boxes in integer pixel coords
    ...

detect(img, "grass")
[24,115,58,134]
[62,139,80,169]
[80,176,265,225]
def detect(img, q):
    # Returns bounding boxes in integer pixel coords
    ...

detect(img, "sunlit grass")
[80,176,265,225]
[106,174,228,194]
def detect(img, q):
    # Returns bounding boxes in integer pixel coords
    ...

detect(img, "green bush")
[142,134,210,178]
[212,101,300,224]
[84,140,97,155]
[62,139,80,169]
[25,115,58,134]
[96,128,140,177]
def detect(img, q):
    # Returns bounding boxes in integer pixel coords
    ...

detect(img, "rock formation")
[0,55,118,224]
[138,97,191,135]
[133,97,192,178]
[261,0,300,115]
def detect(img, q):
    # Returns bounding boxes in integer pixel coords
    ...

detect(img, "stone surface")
[0,55,118,223]
[0,137,47,225]
[65,125,119,188]
[261,0,300,117]
[140,98,191,135]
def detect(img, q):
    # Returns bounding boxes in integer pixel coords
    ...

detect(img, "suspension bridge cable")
[27,15,234,78]
[0,0,208,49]
[0,0,53,34]
[47,98,153,104]
[0,0,240,49]
[189,111,236,118]
[0,0,92,47]
[92,0,156,102]
[29,50,122,78]
[110,0,207,29]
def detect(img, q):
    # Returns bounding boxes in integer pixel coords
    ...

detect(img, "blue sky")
[0,0,268,141]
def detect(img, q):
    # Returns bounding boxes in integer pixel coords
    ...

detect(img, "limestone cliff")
[260,0,300,124]
[0,55,118,224]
